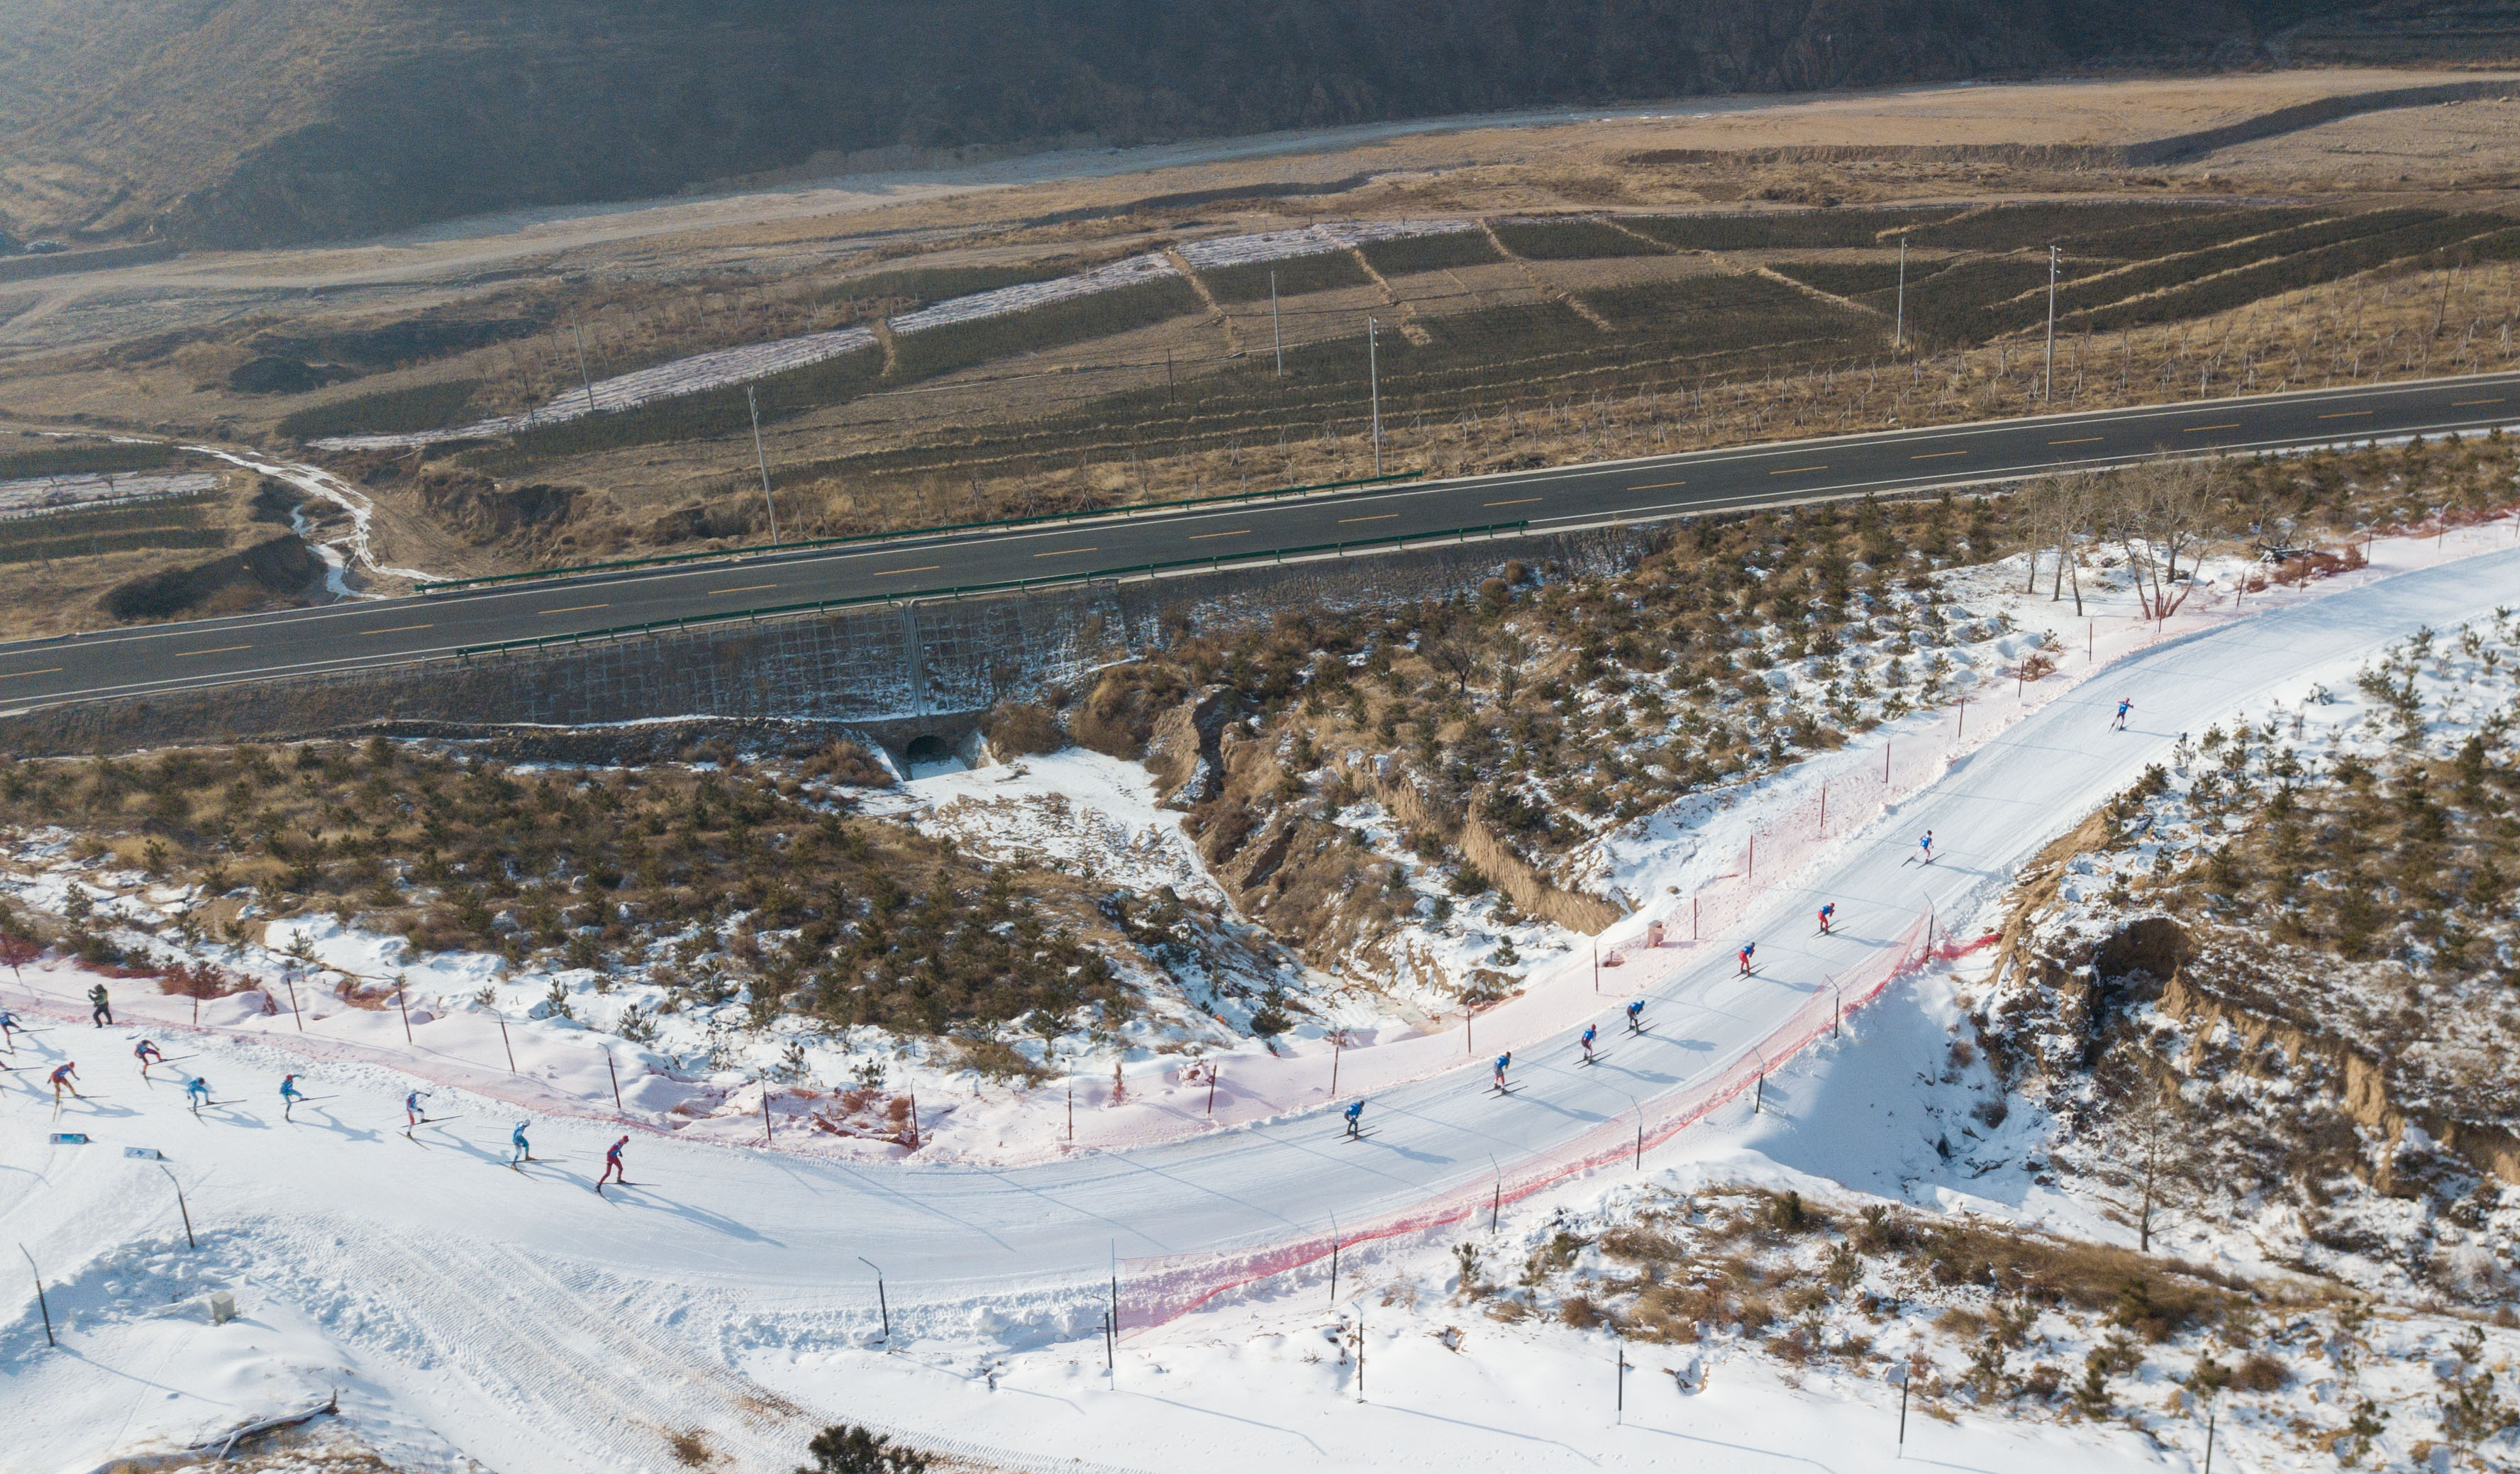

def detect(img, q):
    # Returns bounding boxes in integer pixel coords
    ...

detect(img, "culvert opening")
[904,733,962,776]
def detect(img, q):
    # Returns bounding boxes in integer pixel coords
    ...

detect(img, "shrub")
[277,379,486,440]
[1360,230,1502,275]
[1492,220,1669,260]
[799,741,893,787]
[1623,206,1956,251]
[798,1425,928,1474]
[471,350,881,468]
[0,440,174,479]
[0,496,228,569]
[841,259,1084,307]
[1584,273,1875,353]
[889,277,1204,381]
[983,702,1064,757]
[1904,201,2229,253]
[1199,250,1370,302]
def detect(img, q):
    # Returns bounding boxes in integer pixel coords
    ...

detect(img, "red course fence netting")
[1119,913,1999,1338]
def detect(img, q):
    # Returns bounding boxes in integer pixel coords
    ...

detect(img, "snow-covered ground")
[0,470,220,518]
[9,523,2520,1469]
[10,927,2505,1473]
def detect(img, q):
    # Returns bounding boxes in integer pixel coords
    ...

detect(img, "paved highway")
[9,372,2517,713]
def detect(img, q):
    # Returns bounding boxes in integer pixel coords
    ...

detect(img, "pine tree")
[797,1425,928,1474]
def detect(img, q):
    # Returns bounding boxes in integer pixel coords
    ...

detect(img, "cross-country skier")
[2113,697,2133,731]
[1919,831,1936,865]
[133,1038,165,1074]
[1343,1099,1365,1138]
[185,1075,211,1111]
[1626,999,1645,1034]
[48,1060,79,1099]
[1737,941,1757,977]
[405,1089,426,1128]
[599,1135,629,1187]
[0,1006,21,1049]
[88,982,111,1027]
[1492,1052,1511,1092]
[510,1121,531,1165]
[279,1073,304,1119]
[1580,1023,1598,1064]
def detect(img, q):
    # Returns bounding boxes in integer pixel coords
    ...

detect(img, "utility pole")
[1368,317,1382,477]
[570,311,598,415]
[2045,243,2060,401]
[747,387,781,543]
[1272,270,1284,378]
[1894,236,1908,351]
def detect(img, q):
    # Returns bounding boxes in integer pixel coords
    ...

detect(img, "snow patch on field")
[308,219,1487,450]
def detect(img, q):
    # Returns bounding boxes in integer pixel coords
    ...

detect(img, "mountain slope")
[0,0,2368,248]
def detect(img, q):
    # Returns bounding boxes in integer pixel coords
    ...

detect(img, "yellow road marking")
[2182,423,2241,433]
[2454,397,2505,406]
[1187,528,1249,541]
[174,645,250,658]
[539,604,609,615]
[1768,465,1828,475]
[1033,546,1097,557]
[1484,497,1542,506]
[1910,450,1967,460]
[2048,436,2103,445]
[0,667,62,680]
[360,624,433,636]
[2317,411,2370,419]
[1338,514,1399,523]
[1629,479,1687,489]
[711,583,779,594]
[877,564,940,575]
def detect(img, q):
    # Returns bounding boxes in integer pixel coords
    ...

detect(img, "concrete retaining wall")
[0,526,1658,758]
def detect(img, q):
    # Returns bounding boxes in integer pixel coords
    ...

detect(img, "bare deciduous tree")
[2094,1071,2199,1253]
[2107,457,2215,620]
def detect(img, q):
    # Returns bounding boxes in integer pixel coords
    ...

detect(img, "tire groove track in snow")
[258,1222,811,1470]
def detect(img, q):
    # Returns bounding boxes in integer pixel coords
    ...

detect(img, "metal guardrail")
[449,519,1527,660]
[416,470,1428,594]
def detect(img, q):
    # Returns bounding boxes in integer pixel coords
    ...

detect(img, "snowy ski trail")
[9,543,2520,1471]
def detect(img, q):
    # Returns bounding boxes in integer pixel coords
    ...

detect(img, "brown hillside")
[0,0,2412,248]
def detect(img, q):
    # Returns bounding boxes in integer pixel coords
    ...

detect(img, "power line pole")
[747,387,781,543]
[1272,270,1284,378]
[1368,316,1382,477]
[2045,243,2059,401]
[1894,235,1908,351]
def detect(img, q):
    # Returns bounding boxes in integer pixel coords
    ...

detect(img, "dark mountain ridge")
[0,0,2426,248]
